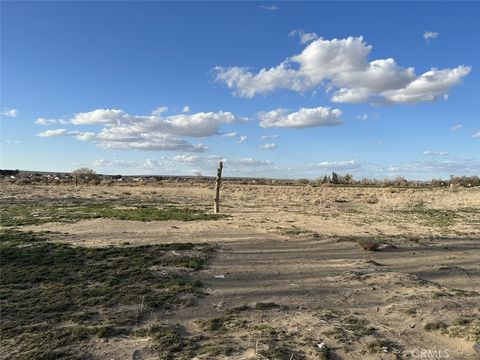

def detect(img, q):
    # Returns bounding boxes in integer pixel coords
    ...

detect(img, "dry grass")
[1,182,479,359]
[357,238,381,251]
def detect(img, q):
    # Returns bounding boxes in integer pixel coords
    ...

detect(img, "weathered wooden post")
[214,161,223,213]
[45,176,48,186]
[75,177,78,186]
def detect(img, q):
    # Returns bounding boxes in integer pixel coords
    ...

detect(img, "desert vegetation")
[1,178,479,359]
[2,168,480,188]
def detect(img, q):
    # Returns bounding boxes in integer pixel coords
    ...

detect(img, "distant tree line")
[316,172,353,185]
[431,175,480,187]
[0,169,19,177]
[303,172,480,187]
[1,168,479,187]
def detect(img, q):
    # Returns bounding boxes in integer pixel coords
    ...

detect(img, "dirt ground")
[2,182,480,359]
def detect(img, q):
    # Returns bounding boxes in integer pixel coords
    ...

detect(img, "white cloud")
[260,143,277,149]
[381,66,471,104]
[35,118,57,126]
[168,154,272,168]
[213,62,300,99]
[237,135,248,144]
[162,111,237,137]
[171,155,202,163]
[229,157,272,167]
[354,158,480,178]
[397,158,480,174]
[71,109,127,125]
[143,159,161,169]
[37,127,207,152]
[423,150,449,156]
[37,129,99,143]
[308,160,361,171]
[2,108,19,118]
[182,105,190,113]
[170,155,225,170]
[221,132,238,138]
[356,114,368,121]
[423,31,438,42]
[259,4,278,11]
[163,155,274,176]
[259,107,342,128]
[450,124,463,132]
[5,140,20,144]
[214,36,470,105]
[152,106,168,116]
[289,29,319,44]
[37,129,69,137]
[69,108,237,137]
[260,134,279,140]
[74,132,97,142]
[37,107,245,152]
[95,132,207,152]
[92,159,136,168]
[89,158,168,173]
[473,131,480,139]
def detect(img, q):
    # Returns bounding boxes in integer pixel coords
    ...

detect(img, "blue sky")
[1,1,479,180]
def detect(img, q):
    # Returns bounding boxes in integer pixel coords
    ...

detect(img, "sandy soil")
[3,182,480,359]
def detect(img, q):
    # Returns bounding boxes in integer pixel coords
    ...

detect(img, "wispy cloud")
[450,124,463,132]
[152,106,168,115]
[473,131,480,139]
[289,29,319,44]
[259,4,278,11]
[35,118,58,126]
[394,158,480,175]
[423,150,449,156]
[423,31,438,42]
[90,155,275,177]
[2,108,19,118]
[221,132,238,138]
[92,159,137,168]
[260,134,279,140]
[171,155,271,168]
[260,143,277,150]
[37,129,70,137]
[237,135,248,144]
[308,160,361,172]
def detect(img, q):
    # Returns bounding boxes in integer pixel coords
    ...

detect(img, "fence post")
[214,161,223,213]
